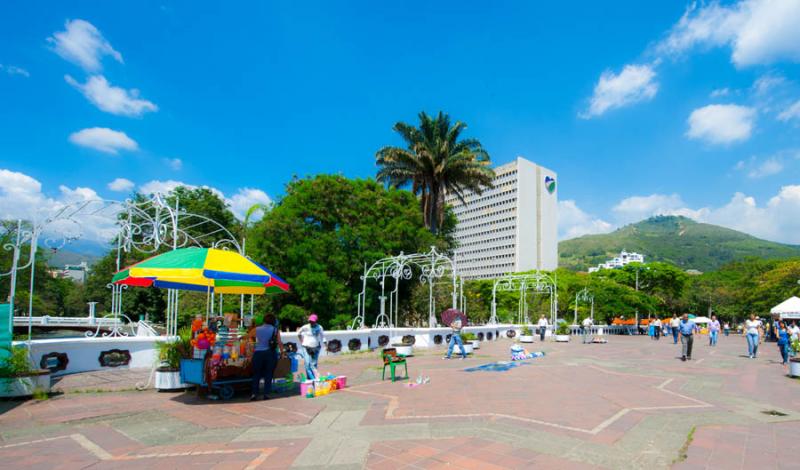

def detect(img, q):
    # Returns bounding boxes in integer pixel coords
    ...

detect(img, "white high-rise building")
[446,157,558,280]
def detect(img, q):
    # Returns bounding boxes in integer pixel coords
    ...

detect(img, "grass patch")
[673,425,696,464]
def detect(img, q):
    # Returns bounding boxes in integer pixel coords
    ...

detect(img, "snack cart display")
[113,247,291,399]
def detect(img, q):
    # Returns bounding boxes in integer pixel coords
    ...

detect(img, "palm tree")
[376,111,494,234]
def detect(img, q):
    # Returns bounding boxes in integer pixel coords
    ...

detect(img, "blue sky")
[1,1,800,244]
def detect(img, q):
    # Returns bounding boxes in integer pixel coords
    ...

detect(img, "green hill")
[559,215,800,272]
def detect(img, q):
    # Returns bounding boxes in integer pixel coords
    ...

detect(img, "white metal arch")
[489,271,558,325]
[353,246,461,329]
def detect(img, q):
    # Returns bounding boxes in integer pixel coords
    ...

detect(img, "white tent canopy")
[692,316,711,324]
[770,296,800,320]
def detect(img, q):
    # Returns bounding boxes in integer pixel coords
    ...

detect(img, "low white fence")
[13,315,121,328]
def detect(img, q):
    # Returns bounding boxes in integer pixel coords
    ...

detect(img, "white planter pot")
[519,335,534,343]
[470,340,480,349]
[454,343,474,355]
[555,335,571,342]
[155,370,189,390]
[790,359,800,378]
[0,372,51,398]
[392,345,413,357]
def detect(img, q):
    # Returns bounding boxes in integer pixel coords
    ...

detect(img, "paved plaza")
[1,335,799,469]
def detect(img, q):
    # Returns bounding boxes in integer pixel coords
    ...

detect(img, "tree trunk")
[429,186,439,235]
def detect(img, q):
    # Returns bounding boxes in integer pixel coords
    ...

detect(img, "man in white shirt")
[537,315,548,342]
[653,318,662,341]
[581,317,593,344]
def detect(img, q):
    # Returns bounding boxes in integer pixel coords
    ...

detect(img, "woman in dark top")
[776,321,790,366]
[249,314,284,401]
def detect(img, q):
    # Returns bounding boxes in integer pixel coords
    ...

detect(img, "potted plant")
[155,326,192,391]
[0,344,51,398]
[790,337,800,378]
[555,321,571,342]
[462,332,480,349]
[391,335,415,357]
[519,326,535,343]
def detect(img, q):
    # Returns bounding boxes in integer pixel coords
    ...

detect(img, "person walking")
[582,316,593,344]
[723,322,730,337]
[708,314,721,346]
[537,315,548,342]
[250,314,284,401]
[776,321,790,365]
[653,318,662,341]
[298,314,324,380]
[744,314,762,359]
[679,313,697,361]
[670,314,680,344]
[444,317,467,360]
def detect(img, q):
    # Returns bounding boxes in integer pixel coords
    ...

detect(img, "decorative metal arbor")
[353,246,462,329]
[489,272,557,325]
[573,287,594,324]
[1,193,245,340]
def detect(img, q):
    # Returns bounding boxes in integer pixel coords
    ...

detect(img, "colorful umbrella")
[441,308,467,327]
[112,247,289,295]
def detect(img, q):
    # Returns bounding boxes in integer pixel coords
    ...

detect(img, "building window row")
[455,244,515,258]
[452,192,517,216]
[453,207,516,226]
[454,216,516,234]
[455,234,515,249]
[455,224,516,241]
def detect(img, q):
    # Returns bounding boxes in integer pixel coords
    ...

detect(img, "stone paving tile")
[2,335,799,469]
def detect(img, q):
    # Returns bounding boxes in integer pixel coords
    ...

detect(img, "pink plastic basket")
[335,376,347,389]
[299,381,314,397]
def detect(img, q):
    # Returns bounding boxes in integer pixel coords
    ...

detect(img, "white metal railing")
[13,315,122,327]
[136,320,159,337]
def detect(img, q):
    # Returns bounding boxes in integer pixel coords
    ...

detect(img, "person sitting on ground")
[298,314,324,380]
[444,317,467,360]
[249,314,284,401]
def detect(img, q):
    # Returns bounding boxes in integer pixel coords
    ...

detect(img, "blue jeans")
[746,333,759,357]
[672,328,679,344]
[252,349,277,396]
[447,333,467,358]
[709,330,718,346]
[778,343,789,364]
[303,346,320,380]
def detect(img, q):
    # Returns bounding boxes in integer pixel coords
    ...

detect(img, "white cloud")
[581,64,658,118]
[0,64,30,77]
[228,188,272,221]
[107,178,134,192]
[612,194,709,225]
[710,87,730,98]
[65,75,157,117]
[657,0,800,67]
[686,104,755,144]
[558,200,613,240]
[778,99,800,122]
[747,158,783,178]
[0,169,118,242]
[69,127,138,154]
[164,158,183,171]
[139,179,189,196]
[48,19,122,72]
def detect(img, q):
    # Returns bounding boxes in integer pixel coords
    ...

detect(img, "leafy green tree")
[376,111,494,234]
[248,175,446,328]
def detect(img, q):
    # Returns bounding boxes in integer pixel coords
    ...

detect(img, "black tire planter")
[327,339,342,353]
[401,335,415,346]
[506,330,516,338]
[378,335,390,347]
[40,352,69,373]
[446,334,452,343]
[433,334,443,345]
[284,342,298,353]
[477,332,484,341]
[98,349,131,367]
[487,332,493,340]
[348,338,362,352]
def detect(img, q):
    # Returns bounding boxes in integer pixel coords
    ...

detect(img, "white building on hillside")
[446,157,558,280]
[587,250,644,273]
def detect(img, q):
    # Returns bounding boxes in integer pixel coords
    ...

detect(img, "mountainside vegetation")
[559,215,800,272]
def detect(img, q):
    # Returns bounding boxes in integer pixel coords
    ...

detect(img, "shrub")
[157,326,193,370]
[0,345,34,377]
[521,326,532,336]
[461,332,477,341]
[556,321,571,335]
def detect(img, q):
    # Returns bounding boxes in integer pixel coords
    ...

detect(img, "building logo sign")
[544,176,556,194]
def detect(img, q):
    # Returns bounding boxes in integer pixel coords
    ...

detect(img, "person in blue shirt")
[678,313,698,361]
[249,314,285,401]
[776,321,790,365]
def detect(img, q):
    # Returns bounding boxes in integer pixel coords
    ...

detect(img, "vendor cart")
[180,357,252,400]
